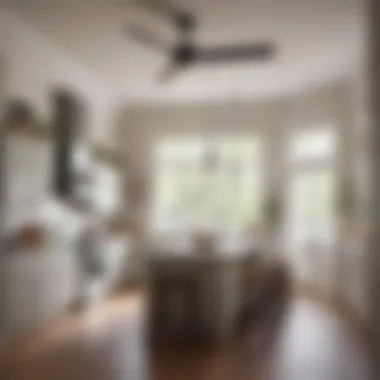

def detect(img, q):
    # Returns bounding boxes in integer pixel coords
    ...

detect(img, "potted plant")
[336,178,360,244]
[262,194,282,253]
[337,179,356,218]
[263,194,282,232]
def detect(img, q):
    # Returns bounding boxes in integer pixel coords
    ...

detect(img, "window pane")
[156,137,204,161]
[152,136,263,231]
[288,169,335,246]
[208,137,262,229]
[214,136,260,162]
[287,127,337,251]
[290,128,336,162]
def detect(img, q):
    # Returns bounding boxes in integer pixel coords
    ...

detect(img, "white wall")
[118,80,369,320]
[0,8,115,145]
[120,80,353,217]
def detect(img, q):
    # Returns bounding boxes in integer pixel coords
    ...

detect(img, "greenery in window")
[154,137,262,230]
[336,179,357,218]
[172,170,203,225]
[263,194,282,230]
[335,178,364,241]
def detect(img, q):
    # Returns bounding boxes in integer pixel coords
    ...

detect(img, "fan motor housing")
[173,44,196,65]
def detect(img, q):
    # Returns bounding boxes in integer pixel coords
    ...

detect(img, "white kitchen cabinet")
[0,248,80,343]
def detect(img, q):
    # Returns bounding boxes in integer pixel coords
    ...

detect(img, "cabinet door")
[5,257,44,334]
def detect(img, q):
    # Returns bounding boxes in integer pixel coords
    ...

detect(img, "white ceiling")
[5,0,364,103]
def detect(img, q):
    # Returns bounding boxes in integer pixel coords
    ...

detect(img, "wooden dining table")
[144,239,260,344]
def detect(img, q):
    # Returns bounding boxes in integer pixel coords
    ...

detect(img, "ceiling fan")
[126,0,276,82]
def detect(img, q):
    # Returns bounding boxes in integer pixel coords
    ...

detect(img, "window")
[289,129,336,163]
[152,136,263,232]
[286,128,337,251]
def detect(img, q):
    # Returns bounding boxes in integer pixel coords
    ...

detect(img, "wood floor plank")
[0,294,367,380]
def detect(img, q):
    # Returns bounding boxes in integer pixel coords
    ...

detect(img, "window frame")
[150,133,264,233]
[285,126,338,252]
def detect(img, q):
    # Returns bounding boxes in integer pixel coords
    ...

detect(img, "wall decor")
[51,89,83,199]
[3,100,36,132]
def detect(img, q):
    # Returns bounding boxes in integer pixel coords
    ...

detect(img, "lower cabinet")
[0,251,79,344]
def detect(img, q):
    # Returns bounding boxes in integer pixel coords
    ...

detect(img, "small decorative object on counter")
[16,223,46,251]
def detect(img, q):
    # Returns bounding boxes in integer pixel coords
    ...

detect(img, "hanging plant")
[335,178,367,243]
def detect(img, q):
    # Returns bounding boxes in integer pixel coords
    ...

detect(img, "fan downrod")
[175,12,196,34]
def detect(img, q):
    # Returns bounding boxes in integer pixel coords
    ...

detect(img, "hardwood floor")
[0,292,368,380]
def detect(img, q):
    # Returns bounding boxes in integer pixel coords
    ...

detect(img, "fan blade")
[196,42,275,63]
[126,24,169,53]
